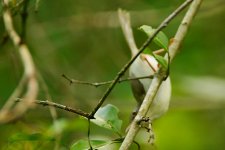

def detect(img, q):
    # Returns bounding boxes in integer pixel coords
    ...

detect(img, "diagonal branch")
[119,0,203,149]
[89,0,194,118]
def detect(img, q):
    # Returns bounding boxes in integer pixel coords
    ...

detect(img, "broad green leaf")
[91,104,122,134]
[153,54,168,70]
[70,139,109,150]
[8,133,54,143]
[139,25,169,50]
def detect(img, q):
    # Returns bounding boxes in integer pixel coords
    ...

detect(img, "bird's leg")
[147,121,155,145]
[137,117,155,145]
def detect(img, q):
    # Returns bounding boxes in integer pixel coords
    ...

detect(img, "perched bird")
[118,9,171,144]
[118,9,171,121]
[129,52,171,121]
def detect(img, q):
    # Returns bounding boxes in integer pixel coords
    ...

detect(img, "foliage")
[139,25,169,51]
[91,104,122,135]
[139,25,169,70]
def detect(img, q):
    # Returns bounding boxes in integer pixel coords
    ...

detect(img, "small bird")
[129,52,171,121]
[118,9,171,144]
[117,9,171,120]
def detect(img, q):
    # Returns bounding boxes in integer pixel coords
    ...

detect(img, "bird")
[129,52,171,121]
[118,9,171,144]
[118,10,171,120]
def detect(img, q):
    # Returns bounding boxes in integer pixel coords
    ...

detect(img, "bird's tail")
[118,9,139,57]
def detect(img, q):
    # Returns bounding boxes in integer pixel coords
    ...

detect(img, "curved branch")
[0,0,39,123]
[119,0,202,149]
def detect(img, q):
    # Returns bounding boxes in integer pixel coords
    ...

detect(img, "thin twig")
[89,0,194,118]
[119,0,202,149]
[62,74,154,87]
[15,98,90,118]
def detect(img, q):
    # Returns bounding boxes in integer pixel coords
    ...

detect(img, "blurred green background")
[0,0,225,149]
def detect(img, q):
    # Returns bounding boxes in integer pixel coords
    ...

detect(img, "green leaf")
[8,133,54,143]
[139,25,169,50]
[143,47,153,55]
[153,54,168,70]
[70,139,109,150]
[91,104,122,134]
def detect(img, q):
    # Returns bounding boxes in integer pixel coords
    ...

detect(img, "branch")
[62,74,154,87]
[119,0,202,149]
[15,98,90,118]
[89,0,193,118]
[0,0,39,123]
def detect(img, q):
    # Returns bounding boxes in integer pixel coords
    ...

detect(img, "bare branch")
[119,0,202,149]
[62,74,154,87]
[15,98,90,118]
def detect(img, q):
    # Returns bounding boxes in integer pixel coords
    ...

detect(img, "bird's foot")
[138,117,155,145]
[147,121,155,145]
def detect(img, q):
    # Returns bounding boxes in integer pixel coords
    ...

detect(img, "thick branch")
[119,0,202,149]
